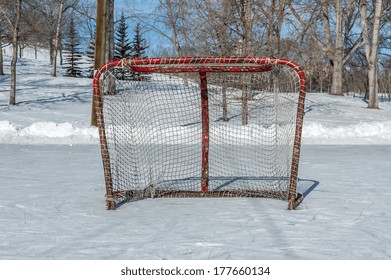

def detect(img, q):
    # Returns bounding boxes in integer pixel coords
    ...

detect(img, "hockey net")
[93,57,306,210]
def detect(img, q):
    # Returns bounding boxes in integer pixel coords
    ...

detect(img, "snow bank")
[0,121,98,144]
[1,119,391,145]
[303,121,391,145]
[19,122,95,138]
[0,121,18,141]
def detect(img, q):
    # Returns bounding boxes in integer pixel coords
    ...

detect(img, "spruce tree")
[130,23,149,80]
[114,13,132,60]
[63,16,83,77]
[131,23,148,59]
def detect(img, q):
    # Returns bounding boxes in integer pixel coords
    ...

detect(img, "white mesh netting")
[94,58,305,209]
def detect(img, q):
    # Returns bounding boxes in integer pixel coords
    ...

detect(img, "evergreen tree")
[114,13,132,60]
[130,23,149,80]
[131,23,148,59]
[63,16,83,77]
[86,31,95,78]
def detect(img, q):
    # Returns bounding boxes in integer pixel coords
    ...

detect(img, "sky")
[115,0,171,56]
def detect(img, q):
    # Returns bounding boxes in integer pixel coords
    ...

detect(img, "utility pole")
[91,0,107,126]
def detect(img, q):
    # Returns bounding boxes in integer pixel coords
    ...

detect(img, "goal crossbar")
[93,57,306,210]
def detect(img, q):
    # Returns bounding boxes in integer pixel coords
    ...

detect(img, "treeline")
[1,0,391,108]
[0,0,149,104]
[127,0,391,109]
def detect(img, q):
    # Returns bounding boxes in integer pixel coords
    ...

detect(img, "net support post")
[288,73,306,210]
[200,71,209,192]
[93,61,121,210]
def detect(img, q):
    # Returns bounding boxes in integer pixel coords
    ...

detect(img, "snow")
[1,48,391,260]
[302,94,391,144]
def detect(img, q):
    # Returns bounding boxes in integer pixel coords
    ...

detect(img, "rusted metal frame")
[131,65,273,73]
[94,57,306,210]
[123,57,284,66]
[199,71,209,192]
[93,60,122,209]
[287,67,306,210]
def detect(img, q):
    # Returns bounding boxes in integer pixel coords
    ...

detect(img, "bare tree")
[26,0,58,65]
[10,0,21,105]
[238,0,253,125]
[288,0,363,96]
[0,16,6,76]
[237,0,253,55]
[158,0,187,56]
[25,0,80,76]
[1,5,10,75]
[124,0,190,56]
[1,0,22,105]
[188,0,233,55]
[193,0,257,123]
[253,0,289,57]
[0,43,3,76]
[360,0,383,109]
[76,0,96,39]
[297,36,331,93]
[160,0,182,56]
[53,0,80,76]
[52,0,65,77]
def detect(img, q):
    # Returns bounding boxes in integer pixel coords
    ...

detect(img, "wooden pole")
[91,0,107,126]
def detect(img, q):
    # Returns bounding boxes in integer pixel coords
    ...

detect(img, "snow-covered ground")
[1,48,391,260]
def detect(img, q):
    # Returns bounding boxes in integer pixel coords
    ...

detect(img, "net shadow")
[298,178,320,199]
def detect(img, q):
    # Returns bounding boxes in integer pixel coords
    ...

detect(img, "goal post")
[93,57,306,210]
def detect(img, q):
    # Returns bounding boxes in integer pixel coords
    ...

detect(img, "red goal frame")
[93,57,306,210]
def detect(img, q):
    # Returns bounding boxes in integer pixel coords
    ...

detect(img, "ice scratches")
[150,217,179,241]
[15,204,27,209]
[74,213,100,218]
[196,242,224,247]
[32,221,119,259]
[54,201,70,213]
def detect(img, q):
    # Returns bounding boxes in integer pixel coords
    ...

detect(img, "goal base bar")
[107,190,304,210]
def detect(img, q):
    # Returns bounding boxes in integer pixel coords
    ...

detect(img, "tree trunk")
[91,0,107,126]
[287,0,361,96]
[52,0,65,77]
[240,0,252,125]
[360,0,383,109]
[266,0,286,57]
[367,67,378,108]
[10,0,22,105]
[164,0,189,86]
[242,83,248,125]
[329,0,344,96]
[165,0,181,56]
[0,42,4,75]
[320,78,323,93]
[104,0,116,95]
[330,56,344,96]
[50,39,54,65]
[10,42,18,105]
[222,85,228,121]
[105,0,114,62]
[240,0,252,55]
